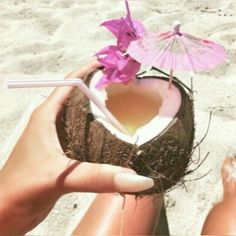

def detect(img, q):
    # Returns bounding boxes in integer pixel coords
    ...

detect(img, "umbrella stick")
[169,70,174,89]
[151,67,192,92]
[6,79,129,135]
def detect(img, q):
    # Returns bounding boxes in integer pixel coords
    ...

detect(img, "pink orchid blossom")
[96,0,144,88]
[96,46,140,88]
[101,18,145,50]
[101,0,145,50]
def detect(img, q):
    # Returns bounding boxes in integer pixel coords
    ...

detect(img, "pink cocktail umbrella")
[128,20,227,87]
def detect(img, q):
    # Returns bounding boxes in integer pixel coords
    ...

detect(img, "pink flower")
[101,0,145,50]
[101,18,145,50]
[96,46,140,88]
[96,0,144,88]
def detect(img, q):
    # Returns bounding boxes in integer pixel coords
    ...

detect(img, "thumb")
[56,161,154,193]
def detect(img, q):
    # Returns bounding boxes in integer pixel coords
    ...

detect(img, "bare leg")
[202,157,236,235]
[72,193,163,235]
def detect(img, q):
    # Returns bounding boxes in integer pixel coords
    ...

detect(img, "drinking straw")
[6,79,129,134]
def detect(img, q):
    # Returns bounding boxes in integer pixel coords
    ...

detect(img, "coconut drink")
[56,1,194,195]
[58,69,194,194]
[56,1,196,195]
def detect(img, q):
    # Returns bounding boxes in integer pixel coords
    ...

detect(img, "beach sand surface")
[0,0,235,235]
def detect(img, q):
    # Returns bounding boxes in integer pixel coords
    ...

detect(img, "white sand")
[0,0,236,235]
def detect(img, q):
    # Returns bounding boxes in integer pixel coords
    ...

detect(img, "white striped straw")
[6,79,129,134]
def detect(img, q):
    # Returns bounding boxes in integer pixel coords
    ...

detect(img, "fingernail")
[113,172,154,193]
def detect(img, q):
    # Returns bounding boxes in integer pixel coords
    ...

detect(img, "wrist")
[0,169,37,235]
[0,170,12,214]
[0,172,18,235]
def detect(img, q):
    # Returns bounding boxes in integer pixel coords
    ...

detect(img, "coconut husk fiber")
[58,70,195,195]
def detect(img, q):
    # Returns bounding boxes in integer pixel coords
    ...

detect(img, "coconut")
[58,70,194,195]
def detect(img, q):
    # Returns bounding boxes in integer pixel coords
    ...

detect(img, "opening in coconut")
[89,71,182,146]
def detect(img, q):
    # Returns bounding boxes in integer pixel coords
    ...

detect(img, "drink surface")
[106,89,162,135]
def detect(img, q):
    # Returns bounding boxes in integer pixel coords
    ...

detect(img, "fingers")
[56,161,154,193]
[44,61,101,121]
[64,60,101,79]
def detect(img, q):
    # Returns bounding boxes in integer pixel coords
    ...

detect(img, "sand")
[0,0,235,235]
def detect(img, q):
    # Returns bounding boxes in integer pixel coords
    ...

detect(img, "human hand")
[0,61,154,235]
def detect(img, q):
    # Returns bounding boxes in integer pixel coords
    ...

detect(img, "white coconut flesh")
[89,71,182,146]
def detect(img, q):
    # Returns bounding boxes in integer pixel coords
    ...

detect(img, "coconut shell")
[58,70,194,195]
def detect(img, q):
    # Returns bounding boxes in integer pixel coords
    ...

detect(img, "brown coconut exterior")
[58,70,194,195]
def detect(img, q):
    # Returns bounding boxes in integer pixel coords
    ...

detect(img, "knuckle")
[92,164,108,192]
[93,164,117,192]
[65,71,76,79]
